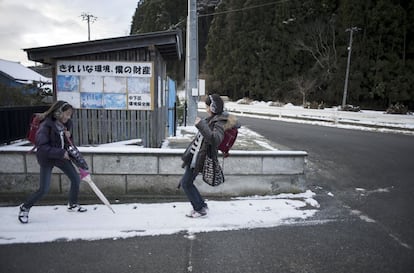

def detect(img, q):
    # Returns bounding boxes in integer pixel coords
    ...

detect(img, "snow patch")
[350,210,376,223]
[0,193,319,245]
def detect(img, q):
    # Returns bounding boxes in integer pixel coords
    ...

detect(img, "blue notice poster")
[80,93,103,108]
[57,75,79,92]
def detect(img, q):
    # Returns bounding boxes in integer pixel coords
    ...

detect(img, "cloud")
[0,0,137,65]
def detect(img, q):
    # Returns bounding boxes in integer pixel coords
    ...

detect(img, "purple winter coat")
[35,117,72,167]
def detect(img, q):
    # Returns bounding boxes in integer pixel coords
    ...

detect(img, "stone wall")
[0,147,307,201]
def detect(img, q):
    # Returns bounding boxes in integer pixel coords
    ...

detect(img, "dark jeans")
[180,166,207,212]
[23,160,81,209]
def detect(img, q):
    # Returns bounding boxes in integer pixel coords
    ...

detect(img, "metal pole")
[87,16,91,41]
[81,13,97,41]
[341,27,360,108]
[185,0,198,124]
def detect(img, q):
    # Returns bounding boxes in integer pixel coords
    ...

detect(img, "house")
[0,59,52,94]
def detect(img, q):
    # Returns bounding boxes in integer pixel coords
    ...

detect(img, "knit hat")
[206,94,224,114]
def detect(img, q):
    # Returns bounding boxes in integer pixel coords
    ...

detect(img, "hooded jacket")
[181,112,238,174]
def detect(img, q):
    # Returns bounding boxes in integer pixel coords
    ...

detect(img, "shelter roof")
[24,29,183,64]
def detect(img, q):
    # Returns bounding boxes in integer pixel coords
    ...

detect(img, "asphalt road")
[240,116,414,249]
[1,116,413,273]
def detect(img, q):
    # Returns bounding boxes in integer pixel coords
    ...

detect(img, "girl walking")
[18,101,87,224]
[180,94,238,217]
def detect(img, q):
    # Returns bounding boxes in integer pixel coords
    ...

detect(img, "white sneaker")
[18,204,30,224]
[186,208,207,218]
[67,204,87,212]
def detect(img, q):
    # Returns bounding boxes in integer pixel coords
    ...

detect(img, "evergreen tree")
[130,0,414,110]
[130,0,187,84]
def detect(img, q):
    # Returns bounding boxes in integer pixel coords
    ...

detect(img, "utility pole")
[185,0,198,124]
[81,13,97,41]
[341,26,360,109]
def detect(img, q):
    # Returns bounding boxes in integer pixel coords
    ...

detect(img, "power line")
[197,0,290,18]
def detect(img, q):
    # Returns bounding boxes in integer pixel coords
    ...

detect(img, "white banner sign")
[57,61,152,77]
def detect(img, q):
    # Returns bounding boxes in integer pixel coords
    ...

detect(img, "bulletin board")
[56,60,154,110]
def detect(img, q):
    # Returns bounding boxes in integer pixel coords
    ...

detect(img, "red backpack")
[218,127,238,158]
[27,113,42,146]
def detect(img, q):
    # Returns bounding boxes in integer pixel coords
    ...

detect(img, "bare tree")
[291,75,317,106]
[293,17,338,78]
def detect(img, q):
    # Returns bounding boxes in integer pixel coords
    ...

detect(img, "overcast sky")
[0,0,139,66]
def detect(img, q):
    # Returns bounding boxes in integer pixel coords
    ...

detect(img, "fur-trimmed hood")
[224,113,239,130]
[215,112,239,131]
[181,112,239,174]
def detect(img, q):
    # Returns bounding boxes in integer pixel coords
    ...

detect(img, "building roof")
[0,59,51,84]
[24,29,183,64]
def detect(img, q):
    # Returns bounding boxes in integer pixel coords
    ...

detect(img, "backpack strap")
[221,154,225,172]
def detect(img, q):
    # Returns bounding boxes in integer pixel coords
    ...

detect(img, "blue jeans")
[180,166,206,212]
[23,160,81,208]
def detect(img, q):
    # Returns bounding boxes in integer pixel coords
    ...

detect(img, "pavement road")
[240,116,414,248]
[1,116,413,273]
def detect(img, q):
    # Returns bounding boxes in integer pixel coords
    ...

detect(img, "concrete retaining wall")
[0,147,307,201]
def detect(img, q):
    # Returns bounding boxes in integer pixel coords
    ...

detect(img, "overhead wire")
[197,0,290,18]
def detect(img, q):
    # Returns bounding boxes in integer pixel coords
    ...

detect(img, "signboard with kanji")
[56,60,154,110]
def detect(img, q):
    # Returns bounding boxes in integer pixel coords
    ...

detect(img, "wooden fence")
[1,105,49,145]
[1,106,168,148]
[71,107,167,148]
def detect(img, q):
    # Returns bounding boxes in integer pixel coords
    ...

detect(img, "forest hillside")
[131,0,414,110]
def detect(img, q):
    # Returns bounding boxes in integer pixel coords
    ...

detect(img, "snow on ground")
[0,191,319,245]
[222,101,414,135]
